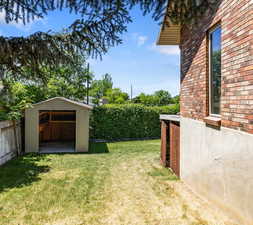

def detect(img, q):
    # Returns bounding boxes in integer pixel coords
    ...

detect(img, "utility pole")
[86,63,90,105]
[130,84,133,101]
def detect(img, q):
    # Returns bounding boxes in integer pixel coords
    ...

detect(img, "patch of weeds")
[182,204,188,219]
[148,167,178,181]
[191,218,209,225]
[148,166,179,201]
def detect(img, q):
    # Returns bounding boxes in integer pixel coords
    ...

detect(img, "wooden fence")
[0,120,22,165]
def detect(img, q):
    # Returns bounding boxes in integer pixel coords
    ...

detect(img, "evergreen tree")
[0,0,216,80]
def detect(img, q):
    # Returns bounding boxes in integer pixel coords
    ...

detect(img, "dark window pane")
[39,110,76,122]
[51,111,76,121]
[210,26,221,115]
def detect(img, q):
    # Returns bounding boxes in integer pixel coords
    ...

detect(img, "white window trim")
[208,24,221,118]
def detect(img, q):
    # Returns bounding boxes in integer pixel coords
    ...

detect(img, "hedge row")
[90,104,179,140]
[0,111,8,121]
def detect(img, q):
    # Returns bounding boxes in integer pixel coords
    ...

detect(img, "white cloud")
[0,11,46,32]
[0,12,6,24]
[131,33,148,46]
[149,42,180,55]
[137,35,148,46]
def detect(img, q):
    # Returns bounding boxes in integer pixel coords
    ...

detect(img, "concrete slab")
[39,141,75,153]
[160,114,180,122]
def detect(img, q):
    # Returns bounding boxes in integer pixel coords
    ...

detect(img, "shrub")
[90,104,179,140]
[0,110,8,121]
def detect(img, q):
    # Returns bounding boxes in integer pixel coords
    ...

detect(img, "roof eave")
[32,97,93,110]
[157,18,181,46]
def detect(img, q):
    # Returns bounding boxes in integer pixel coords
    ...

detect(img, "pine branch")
[166,0,217,25]
[0,0,167,25]
[0,0,216,26]
[0,0,216,81]
[0,3,131,79]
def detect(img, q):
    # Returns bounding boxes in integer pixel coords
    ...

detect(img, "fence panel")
[0,120,21,165]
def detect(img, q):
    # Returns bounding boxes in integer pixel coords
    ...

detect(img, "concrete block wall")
[181,117,253,224]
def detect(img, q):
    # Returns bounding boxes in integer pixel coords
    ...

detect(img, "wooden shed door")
[39,111,76,142]
[170,122,180,177]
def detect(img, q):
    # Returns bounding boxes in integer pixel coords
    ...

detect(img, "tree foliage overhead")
[165,0,217,25]
[0,55,91,119]
[0,1,132,77]
[0,0,215,78]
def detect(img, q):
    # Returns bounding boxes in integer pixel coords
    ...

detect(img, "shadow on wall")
[180,0,222,82]
[0,154,50,193]
[89,142,109,154]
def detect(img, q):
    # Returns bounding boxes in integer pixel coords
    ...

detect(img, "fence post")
[12,120,20,156]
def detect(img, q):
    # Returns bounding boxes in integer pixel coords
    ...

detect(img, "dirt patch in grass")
[100,156,235,225]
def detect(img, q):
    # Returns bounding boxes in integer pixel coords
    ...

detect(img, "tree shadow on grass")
[89,142,109,154]
[0,154,50,193]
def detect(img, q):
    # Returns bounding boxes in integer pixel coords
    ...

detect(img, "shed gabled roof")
[33,97,93,110]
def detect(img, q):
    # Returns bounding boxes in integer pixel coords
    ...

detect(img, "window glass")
[210,26,221,115]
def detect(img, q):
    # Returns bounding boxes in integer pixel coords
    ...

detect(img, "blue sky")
[0,7,180,97]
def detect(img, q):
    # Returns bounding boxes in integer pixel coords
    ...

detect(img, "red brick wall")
[180,0,253,133]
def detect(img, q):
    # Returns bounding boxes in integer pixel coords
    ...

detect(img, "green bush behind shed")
[90,104,179,140]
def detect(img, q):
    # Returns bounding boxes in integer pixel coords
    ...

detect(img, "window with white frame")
[209,25,221,115]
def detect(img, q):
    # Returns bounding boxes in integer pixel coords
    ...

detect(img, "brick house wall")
[180,0,253,133]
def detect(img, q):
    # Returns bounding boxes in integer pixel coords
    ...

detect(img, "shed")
[25,97,93,153]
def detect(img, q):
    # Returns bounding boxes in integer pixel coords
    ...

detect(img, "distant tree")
[0,79,32,120]
[104,88,129,104]
[137,93,158,106]
[90,74,113,104]
[0,57,92,119]
[154,90,172,105]
[102,74,114,92]
[45,64,92,101]
[172,95,180,104]
[133,90,173,106]
[132,95,141,104]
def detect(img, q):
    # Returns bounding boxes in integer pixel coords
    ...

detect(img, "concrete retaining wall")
[181,117,253,225]
[0,120,21,165]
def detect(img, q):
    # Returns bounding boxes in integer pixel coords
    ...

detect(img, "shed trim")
[32,97,93,110]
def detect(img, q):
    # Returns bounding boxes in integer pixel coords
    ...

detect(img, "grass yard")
[0,140,233,225]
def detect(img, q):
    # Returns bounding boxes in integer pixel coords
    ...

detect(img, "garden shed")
[25,97,92,153]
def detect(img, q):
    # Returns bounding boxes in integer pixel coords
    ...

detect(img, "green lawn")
[0,140,232,225]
